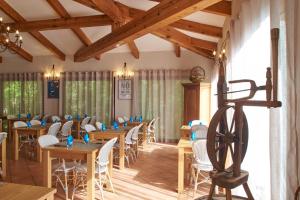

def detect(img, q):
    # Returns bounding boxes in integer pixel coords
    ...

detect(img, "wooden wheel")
[207,106,248,172]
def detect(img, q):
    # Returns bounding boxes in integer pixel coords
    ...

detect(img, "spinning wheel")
[207,106,248,172]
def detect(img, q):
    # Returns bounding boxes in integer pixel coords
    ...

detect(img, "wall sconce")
[115,62,134,79]
[45,64,60,82]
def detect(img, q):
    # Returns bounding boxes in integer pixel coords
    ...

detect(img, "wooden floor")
[1,141,211,200]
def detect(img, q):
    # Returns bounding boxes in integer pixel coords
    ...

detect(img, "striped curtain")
[60,71,113,124]
[0,73,43,115]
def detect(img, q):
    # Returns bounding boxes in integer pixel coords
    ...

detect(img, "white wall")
[0,50,214,118]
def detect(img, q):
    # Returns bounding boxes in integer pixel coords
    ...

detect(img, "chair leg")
[208,184,216,200]
[106,170,114,193]
[99,175,104,200]
[193,170,199,197]
[64,172,69,200]
[243,183,254,200]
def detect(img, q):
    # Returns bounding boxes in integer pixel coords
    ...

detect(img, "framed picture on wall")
[48,80,59,98]
[118,79,132,100]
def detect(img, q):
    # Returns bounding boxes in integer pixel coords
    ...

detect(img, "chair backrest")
[95,122,102,130]
[30,119,41,126]
[97,137,118,166]
[123,116,129,122]
[148,118,156,129]
[132,123,144,140]
[118,117,125,124]
[84,124,96,132]
[89,116,96,125]
[7,115,16,119]
[20,113,27,118]
[81,117,91,128]
[47,122,61,136]
[42,114,51,121]
[0,132,7,144]
[191,124,207,139]
[61,120,73,137]
[51,115,61,123]
[192,139,212,169]
[64,114,72,120]
[125,127,136,144]
[38,135,59,148]
[190,120,206,126]
[33,115,41,120]
[14,121,27,128]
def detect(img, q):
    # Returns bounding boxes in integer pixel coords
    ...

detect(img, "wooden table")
[88,128,128,170]
[61,119,81,138]
[42,141,112,200]
[13,125,47,162]
[0,182,56,200]
[8,118,27,138]
[1,135,6,179]
[177,138,193,193]
[180,125,191,139]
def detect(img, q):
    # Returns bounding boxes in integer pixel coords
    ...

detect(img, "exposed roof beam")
[174,44,180,57]
[148,0,231,16]
[154,27,214,58]
[7,15,112,32]
[74,0,223,61]
[47,0,101,60]
[0,0,65,60]
[127,41,139,59]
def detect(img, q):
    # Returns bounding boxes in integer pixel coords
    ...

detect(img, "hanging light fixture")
[0,17,23,53]
[45,64,60,82]
[116,62,134,79]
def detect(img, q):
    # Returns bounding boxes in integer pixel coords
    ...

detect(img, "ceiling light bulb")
[6,26,10,31]
[19,36,23,40]
[0,17,3,22]
[222,49,226,54]
[16,30,19,35]
[213,50,216,56]
[219,54,222,58]
[5,38,9,43]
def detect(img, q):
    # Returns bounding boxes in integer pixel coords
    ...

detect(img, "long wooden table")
[13,125,47,162]
[0,182,56,200]
[42,141,112,200]
[88,128,129,170]
[8,117,27,138]
[1,135,6,179]
[177,138,193,193]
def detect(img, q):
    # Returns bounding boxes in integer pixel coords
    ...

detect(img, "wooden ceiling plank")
[0,0,65,60]
[46,0,101,60]
[74,0,223,61]
[148,0,231,16]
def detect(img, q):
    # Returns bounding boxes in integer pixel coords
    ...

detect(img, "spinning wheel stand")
[199,28,282,200]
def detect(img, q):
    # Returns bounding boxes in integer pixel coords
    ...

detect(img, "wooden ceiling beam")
[0,0,65,60]
[148,0,231,16]
[7,15,112,32]
[47,0,101,60]
[74,0,223,61]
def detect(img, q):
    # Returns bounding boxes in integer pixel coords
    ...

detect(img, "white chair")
[64,114,73,120]
[191,124,208,139]
[118,117,125,124]
[20,113,27,118]
[89,116,96,126]
[47,122,61,137]
[14,121,35,157]
[42,114,51,122]
[147,117,159,143]
[59,121,73,141]
[95,122,103,130]
[75,137,118,199]
[84,124,96,132]
[30,119,41,126]
[32,114,41,120]
[51,115,61,123]
[0,132,7,177]
[131,123,144,159]
[123,116,129,122]
[116,127,136,167]
[80,117,91,130]
[190,120,206,126]
[38,135,76,200]
[191,138,213,196]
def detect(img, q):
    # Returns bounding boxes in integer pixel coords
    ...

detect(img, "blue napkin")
[26,121,32,128]
[191,132,196,141]
[139,116,143,122]
[113,121,119,129]
[76,114,81,121]
[67,115,72,121]
[129,116,133,123]
[188,121,192,127]
[102,123,106,131]
[67,135,74,147]
[41,120,46,127]
[27,113,31,119]
[83,133,89,144]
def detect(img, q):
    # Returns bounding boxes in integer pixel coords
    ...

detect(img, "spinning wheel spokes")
[207,106,248,172]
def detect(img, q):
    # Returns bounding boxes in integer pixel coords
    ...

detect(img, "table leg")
[178,147,184,193]
[77,122,81,139]
[1,137,6,179]
[37,132,42,163]
[13,130,19,161]
[43,150,52,188]
[87,152,96,200]
[119,135,125,170]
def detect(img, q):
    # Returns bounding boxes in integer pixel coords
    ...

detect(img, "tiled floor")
[1,141,211,200]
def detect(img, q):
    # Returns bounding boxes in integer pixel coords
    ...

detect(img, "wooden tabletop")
[12,124,48,131]
[0,182,56,200]
[43,141,102,154]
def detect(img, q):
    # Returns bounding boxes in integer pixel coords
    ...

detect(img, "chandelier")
[0,17,23,53]
[116,62,134,79]
[45,64,60,82]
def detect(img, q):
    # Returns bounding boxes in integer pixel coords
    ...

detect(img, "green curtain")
[133,70,189,142]
[0,73,43,115]
[61,71,112,124]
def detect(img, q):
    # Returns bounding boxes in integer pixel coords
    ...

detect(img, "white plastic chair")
[89,116,96,126]
[123,116,129,122]
[51,115,61,123]
[95,122,103,130]
[191,138,213,196]
[59,121,73,141]
[30,119,41,126]
[84,124,96,132]
[47,122,61,137]
[147,117,159,143]
[118,117,125,124]
[80,117,91,129]
[75,137,118,199]
[38,135,76,200]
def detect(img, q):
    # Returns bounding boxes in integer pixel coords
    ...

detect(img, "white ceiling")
[1,0,225,57]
